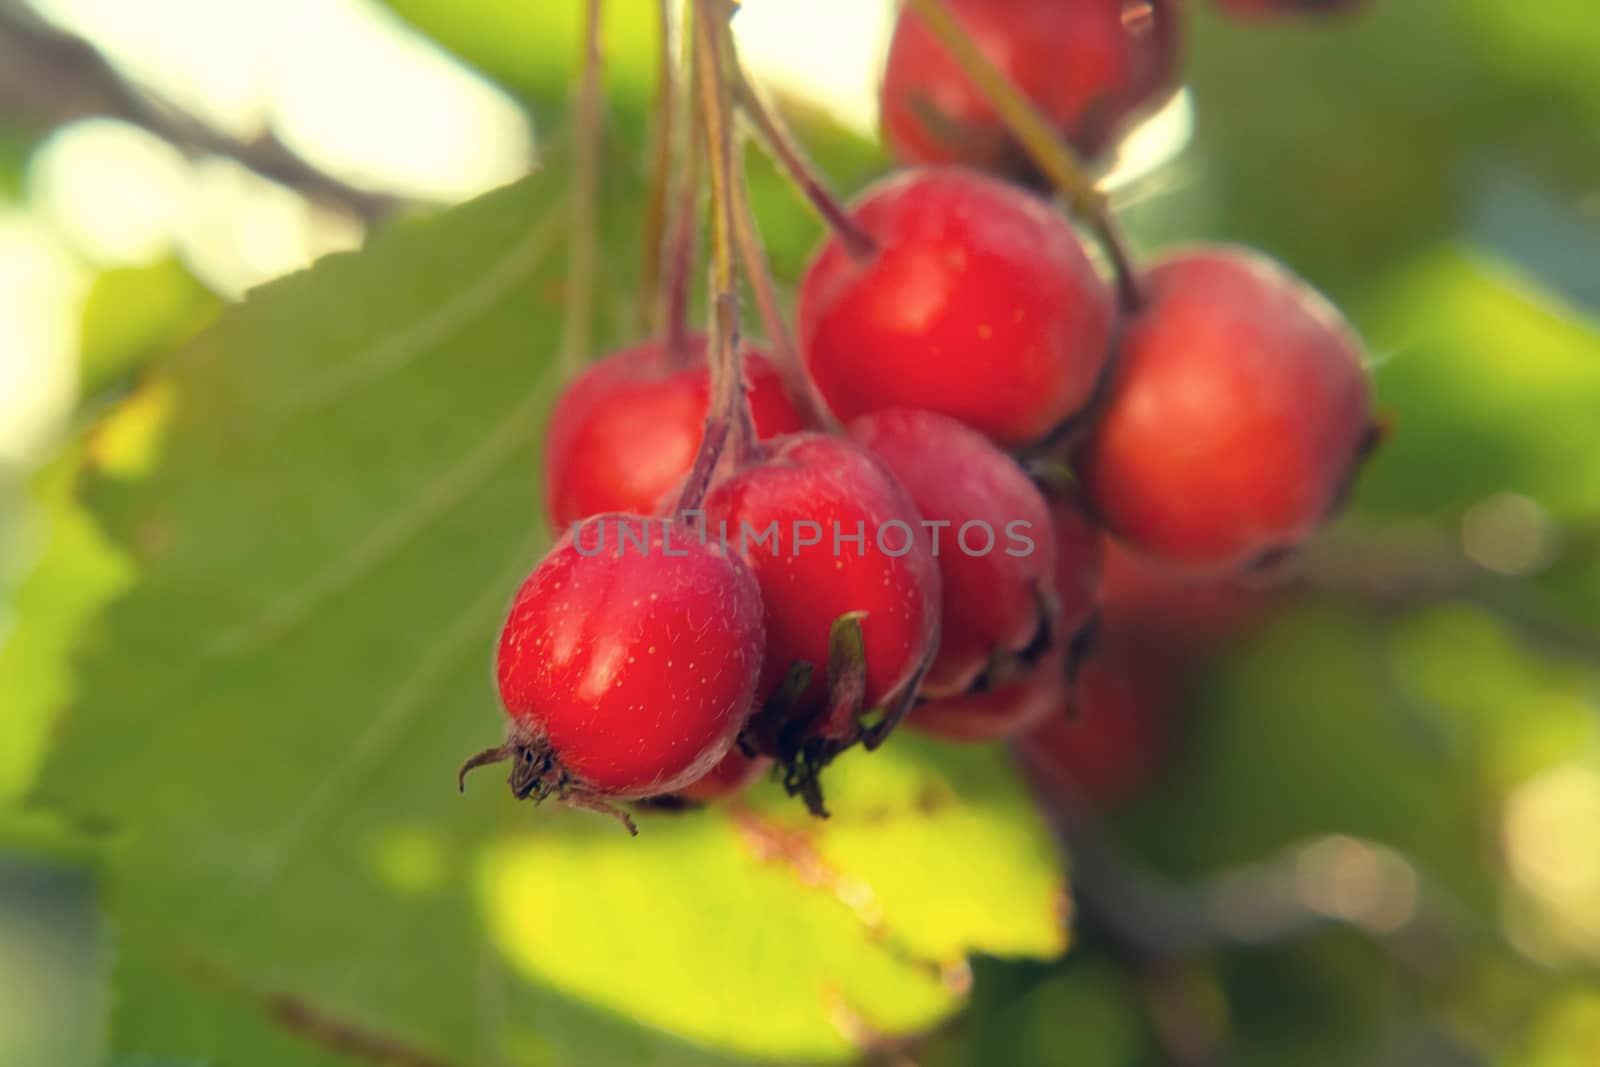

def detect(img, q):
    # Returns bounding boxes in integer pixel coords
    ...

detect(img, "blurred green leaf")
[382,0,660,111]
[923,958,1147,1067]
[1353,247,1600,521]
[1388,605,1600,791]
[79,259,219,400]
[14,147,1066,1065]
[1460,0,1600,195]
[1512,988,1600,1067]
[1123,603,1494,911]
[1178,0,1476,294]
[0,125,32,200]
[0,452,136,803]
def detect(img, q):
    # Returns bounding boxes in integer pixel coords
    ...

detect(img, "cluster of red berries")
[459,0,1379,831]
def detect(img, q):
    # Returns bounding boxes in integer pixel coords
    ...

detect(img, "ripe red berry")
[1015,639,1173,808]
[849,408,1056,699]
[675,748,772,802]
[701,433,941,796]
[1075,246,1375,574]
[798,168,1115,448]
[460,513,764,831]
[544,334,806,529]
[881,0,1180,169]
[910,646,1068,742]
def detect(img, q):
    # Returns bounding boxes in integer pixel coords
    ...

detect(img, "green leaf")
[79,259,220,401]
[382,0,661,109]
[1352,247,1600,521]
[1122,603,1497,912]
[0,453,137,803]
[17,158,1066,1065]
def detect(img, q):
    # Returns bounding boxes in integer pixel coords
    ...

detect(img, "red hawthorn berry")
[459,513,764,832]
[849,408,1056,699]
[911,646,1069,742]
[701,433,941,797]
[675,747,772,802]
[798,167,1115,448]
[882,0,1181,169]
[543,334,806,530]
[1015,638,1174,808]
[1075,246,1376,574]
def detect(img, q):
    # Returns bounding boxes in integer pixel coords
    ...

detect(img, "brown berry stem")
[638,0,676,335]
[559,0,604,375]
[901,0,1146,311]
[675,0,751,514]
[732,63,876,262]
[727,143,838,433]
[660,4,702,366]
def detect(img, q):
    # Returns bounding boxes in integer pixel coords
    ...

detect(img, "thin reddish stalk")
[559,0,604,374]
[660,97,701,365]
[732,66,876,261]
[728,154,837,433]
[901,0,1145,310]
[674,0,751,514]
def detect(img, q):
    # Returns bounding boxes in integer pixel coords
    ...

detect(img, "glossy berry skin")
[881,0,1180,168]
[911,647,1068,742]
[1076,246,1374,574]
[798,168,1114,448]
[494,514,764,797]
[850,409,1056,698]
[544,335,806,529]
[702,433,941,730]
[676,748,772,802]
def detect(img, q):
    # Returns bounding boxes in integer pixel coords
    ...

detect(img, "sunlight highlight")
[0,214,87,464]
[27,120,191,268]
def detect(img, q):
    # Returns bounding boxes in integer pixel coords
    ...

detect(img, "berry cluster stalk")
[638,0,676,334]
[733,68,876,261]
[674,0,752,513]
[901,0,1146,310]
[659,1,702,364]
[560,0,604,374]
[727,150,837,432]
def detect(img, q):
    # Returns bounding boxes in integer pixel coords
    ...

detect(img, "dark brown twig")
[0,3,396,223]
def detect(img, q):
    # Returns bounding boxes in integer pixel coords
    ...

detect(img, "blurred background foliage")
[1,0,1599,1064]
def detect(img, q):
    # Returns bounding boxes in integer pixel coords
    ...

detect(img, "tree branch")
[0,2,397,224]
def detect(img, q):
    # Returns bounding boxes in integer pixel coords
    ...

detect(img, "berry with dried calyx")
[850,408,1057,699]
[459,513,764,833]
[702,432,941,812]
